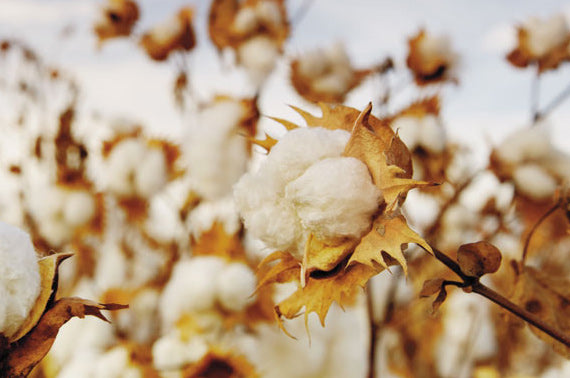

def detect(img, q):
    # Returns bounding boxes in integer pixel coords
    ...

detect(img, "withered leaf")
[256,251,300,289]
[0,298,127,377]
[304,234,358,276]
[348,214,432,275]
[511,266,570,358]
[420,278,445,298]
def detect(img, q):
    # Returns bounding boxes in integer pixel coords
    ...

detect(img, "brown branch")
[419,244,570,348]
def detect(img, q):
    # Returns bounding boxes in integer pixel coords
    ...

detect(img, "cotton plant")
[94,0,139,45]
[406,29,459,85]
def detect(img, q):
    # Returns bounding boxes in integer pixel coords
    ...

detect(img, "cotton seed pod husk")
[457,241,502,277]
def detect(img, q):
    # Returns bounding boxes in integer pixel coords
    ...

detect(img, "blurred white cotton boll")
[238,35,280,85]
[145,196,183,243]
[524,14,569,57]
[185,99,248,200]
[256,0,282,27]
[216,262,257,312]
[135,148,168,197]
[232,7,259,35]
[93,346,141,378]
[153,331,209,371]
[392,117,420,150]
[188,197,241,239]
[285,157,381,240]
[57,350,99,378]
[513,164,557,201]
[94,242,128,291]
[419,115,446,153]
[160,257,225,329]
[496,126,551,164]
[0,221,41,339]
[63,190,96,226]
[418,33,457,67]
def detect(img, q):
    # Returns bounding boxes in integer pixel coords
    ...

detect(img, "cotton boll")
[392,117,420,150]
[185,99,248,200]
[149,15,183,46]
[0,222,41,339]
[63,190,96,226]
[418,34,456,66]
[264,127,350,185]
[238,35,279,85]
[160,257,225,329]
[94,242,128,291]
[312,74,350,96]
[188,197,241,239]
[232,7,259,35]
[94,346,141,378]
[153,332,209,370]
[104,139,146,196]
[145,196,183,243]
[513,164,557,201]
[524,14,569,57]
[256,0,282,27]
[419,115,445,153]
[286,157,381,240]
[135,148,168,197]
[298,49,328,78]
[497,127,551,164]
[216,263,257,312]
[57,350,99,378]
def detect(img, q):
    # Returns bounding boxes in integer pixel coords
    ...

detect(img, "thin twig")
[531,68,540,123]
[418,244,570,348]
[291,0,316,26]
[521,202,560,264]
[366,282,377,378]
[535,81,570,123]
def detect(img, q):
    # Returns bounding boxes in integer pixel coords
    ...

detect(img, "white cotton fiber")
[513,164,557,201]
[285,157,381,240]
[216,262,257,312]
[232,7,259,35]
[524,14,569,57]
[0,221,40,339]
[152,332,209,371]
[496,127,551,165]
[419,115,446,153]
[238,35,280,85]
[64,190,96,226]
[256,0,282,27]
[418,33,456,67]
[135,148,168,197]
[185,99,248,200]
[392,116,420,150]
[160,257,225,329]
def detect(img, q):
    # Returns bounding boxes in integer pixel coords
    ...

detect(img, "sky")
[1,0,570,155]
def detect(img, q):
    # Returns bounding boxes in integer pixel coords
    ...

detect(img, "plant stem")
[420,245,570,348]
[366,282,377,378]
[535,81,570,122]
[531,69,540,123]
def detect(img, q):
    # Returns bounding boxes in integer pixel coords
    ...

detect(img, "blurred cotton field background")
[1,0,570,377]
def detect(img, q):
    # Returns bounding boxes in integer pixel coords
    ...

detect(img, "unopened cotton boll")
[160,257,225,328]
[524,14,569,57]
[0,222,41,339]
[285,157,381,240]
[392,117,420,150]
[513,164,557,201]
[216,263,257,312]
[238,35,280,85]
[419,115,446,153]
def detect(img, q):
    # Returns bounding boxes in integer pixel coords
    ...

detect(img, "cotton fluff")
[285,157,380,240]
[94,346,142,378]
[513,164,557,201]
[524,14,569,57]
[235,127,382,256]
[391,115,445,154]
[418,33,457,69]
[152,331,209,370]
[216,262,257,312]
[185,99,248,200]
[298,43,354,96]
[188,197,241,239]
[103,139,168,198]
[237,35,280,85]
[0,221,40,338]
[496,126,551,165]
[159,257,225,329]
[27,186,95,246]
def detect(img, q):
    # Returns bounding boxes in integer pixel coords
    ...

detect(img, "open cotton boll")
[94,346,141,378]
[185,99,248,200]
[238,35,279,85]
[496,127,551,164]
[0,221,41,339]
[160,257,225,329]
[419,115,446,153]
[285,157,381,240]
[419,33,456,65]
[524,14,569,57]
[312,72,351,96]
[94,242,128,291]
[232,7,259,35]
[149,14,183,45]
[135,148,168,197]
[63,190,96,226]
[188,197,241,239]
[216,262,257,312]
[145,196,183,243]
[513,164,557,201]
[153,331,209,371]
[256,0,282,27]
[392,117,420,150]
[298,50,328,78]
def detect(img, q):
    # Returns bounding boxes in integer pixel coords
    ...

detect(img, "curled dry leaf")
[511,266,570,358]
[457,241,502,278]
[0,253,128,376]
[419,278,448,314]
